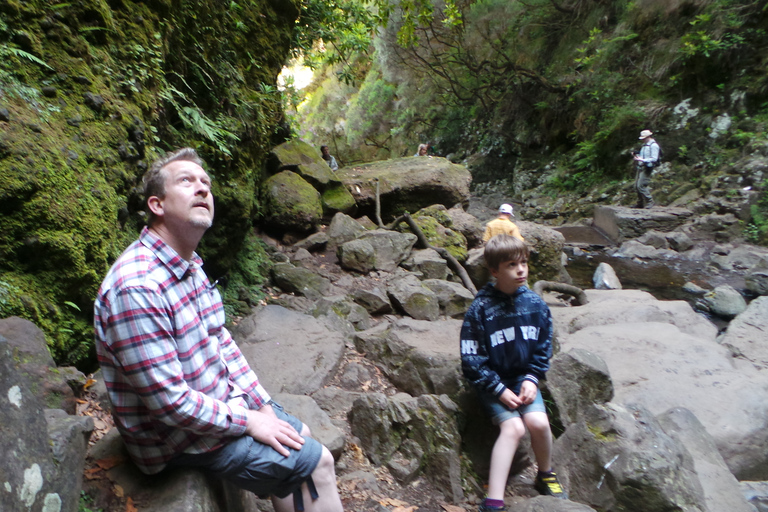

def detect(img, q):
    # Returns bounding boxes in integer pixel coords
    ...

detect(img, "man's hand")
[519,380,538,405]
[499,388,523,410]
[244,407,304,457]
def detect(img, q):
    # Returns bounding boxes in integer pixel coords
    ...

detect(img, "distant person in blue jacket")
[460,235,567,511]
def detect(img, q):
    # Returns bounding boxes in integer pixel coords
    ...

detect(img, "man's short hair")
[484,234,529,270]
[143,148,204,225]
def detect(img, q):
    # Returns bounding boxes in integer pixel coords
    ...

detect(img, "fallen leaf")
[380,497,408,506]
[76,399,88,404]
[95,455,124,470]
[125,497,137,512]
[83,378,97,390]
[113,484,124,498]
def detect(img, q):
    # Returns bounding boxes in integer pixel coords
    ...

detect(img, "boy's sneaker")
[478,504,506,512]
[535,471,568,499]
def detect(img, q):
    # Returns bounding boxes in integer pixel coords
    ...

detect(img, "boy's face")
[490,257,528,294]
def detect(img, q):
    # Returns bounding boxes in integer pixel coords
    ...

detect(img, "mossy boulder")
[397,211,468,263]
[321,182,357,216]
[268,139,338,187]
[336,156,471,221]
[0,0,300,366]
[263,171,324,233]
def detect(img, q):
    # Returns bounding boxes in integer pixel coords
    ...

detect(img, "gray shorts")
[168,402,323,498]
[479,382,547,425]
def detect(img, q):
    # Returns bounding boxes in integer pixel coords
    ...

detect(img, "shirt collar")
[139,226,203,280]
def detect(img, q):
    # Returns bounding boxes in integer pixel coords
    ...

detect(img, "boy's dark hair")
[142,148,204,225]
[484,234,529,270]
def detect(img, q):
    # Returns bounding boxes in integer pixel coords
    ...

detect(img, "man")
[632,129,660,208]
[320,145,339,171]
[94,148,343,512]
[482,203,525,243]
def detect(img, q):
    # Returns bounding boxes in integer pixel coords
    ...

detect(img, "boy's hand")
[519,380,538,405]
[500,388,523,409]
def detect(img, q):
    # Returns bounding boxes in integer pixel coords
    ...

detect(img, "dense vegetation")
[0,0,300,367]
[291,0,768,238]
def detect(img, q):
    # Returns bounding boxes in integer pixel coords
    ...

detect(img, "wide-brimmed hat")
[499,203,514,216]
[639,129,653,139]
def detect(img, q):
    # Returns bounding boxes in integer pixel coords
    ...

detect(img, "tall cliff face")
[0,0,300,365]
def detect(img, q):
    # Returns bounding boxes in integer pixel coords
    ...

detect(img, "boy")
[460,234,566,511]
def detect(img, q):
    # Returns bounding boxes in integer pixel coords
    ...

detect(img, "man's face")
[490,257,529,295]
[152,160,214,230]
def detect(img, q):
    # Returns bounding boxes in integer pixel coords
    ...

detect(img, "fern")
[0,44,53,70]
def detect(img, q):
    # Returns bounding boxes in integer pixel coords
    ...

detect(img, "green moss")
[321,182,356,214]
[398,215,468,262]
[0,0,301,369]
[588,424,618,442]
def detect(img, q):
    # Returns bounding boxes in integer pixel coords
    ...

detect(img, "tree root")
[532,280,588,305]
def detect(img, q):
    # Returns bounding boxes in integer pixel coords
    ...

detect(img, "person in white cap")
[483,203,525,243]
[632,129,660,208]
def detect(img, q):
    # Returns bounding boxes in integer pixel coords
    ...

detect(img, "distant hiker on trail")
[461,235,568,511]
[320,145,338,171]
[414,143,429,156]
[632,129,660,209]
[483,203,525,243]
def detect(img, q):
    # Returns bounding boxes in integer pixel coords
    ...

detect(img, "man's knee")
[300,423,312,438]
[311,447,337,485]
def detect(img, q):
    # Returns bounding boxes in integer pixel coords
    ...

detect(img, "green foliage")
[219,233,272,319]
[79,491,103,512]
[0,44,53,70]
[346,66,397,148]
[746,179,768,246]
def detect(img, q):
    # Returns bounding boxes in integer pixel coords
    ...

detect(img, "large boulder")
[348,393,464,503]
[270,262,332,300]
[230,305,346,395]
[0,336,93,512]
[518,221,570,284]
[0,316,86,414]
[400,214,468,262]
[267,139,339,188]
[657,407,754,512]
[353,317,463,398]
[327,212,368,247]
[86,430,262,512]
[386,273,440,321]
[547,349,613,426]
[403,248,449,280]
[592,205,694,244]
[746,259,768,295]
[718,296,768,368]
[554,403,706,512]
[421,279,476,318]
[263,171,323,233]
[355,229,418,272]
[550,289,768,479]
[446,205,485,248]
[336,156,471,221]
[698,284,747,319]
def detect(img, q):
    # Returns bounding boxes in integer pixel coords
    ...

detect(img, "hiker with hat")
[632,129,660,208]
[483,203,525,243]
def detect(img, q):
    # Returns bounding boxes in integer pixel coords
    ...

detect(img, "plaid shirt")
[94,227,270,474]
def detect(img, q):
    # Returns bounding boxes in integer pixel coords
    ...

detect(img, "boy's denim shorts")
[167,401,322,499]
[479,380,546,425]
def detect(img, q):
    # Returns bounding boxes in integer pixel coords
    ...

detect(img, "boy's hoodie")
[460,283,553,397]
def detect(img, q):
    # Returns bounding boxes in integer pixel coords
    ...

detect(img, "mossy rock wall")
[0,0,300,366]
